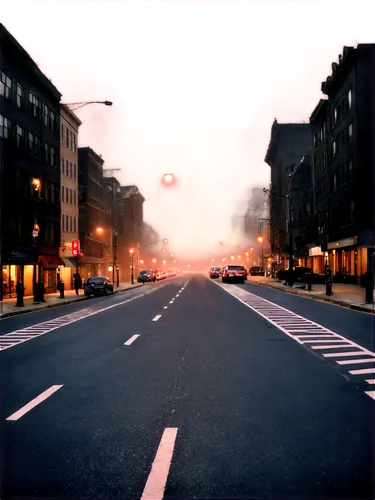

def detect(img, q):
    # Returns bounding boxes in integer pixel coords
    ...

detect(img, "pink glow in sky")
[1,0,374,261]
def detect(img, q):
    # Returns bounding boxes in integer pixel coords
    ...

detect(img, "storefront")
[39,255,67,294]
[1,246,38,298]
[60,257,77,290]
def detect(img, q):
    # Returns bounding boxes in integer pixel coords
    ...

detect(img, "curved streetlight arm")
[138,238,167,250]
[62,100,113,111]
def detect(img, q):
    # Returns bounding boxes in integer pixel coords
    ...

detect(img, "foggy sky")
[1,0,374,262]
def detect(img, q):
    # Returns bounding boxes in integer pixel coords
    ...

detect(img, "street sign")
[72,240,80,256]
[32,230,39,238]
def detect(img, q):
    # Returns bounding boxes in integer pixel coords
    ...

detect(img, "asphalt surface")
[1,274,374,499]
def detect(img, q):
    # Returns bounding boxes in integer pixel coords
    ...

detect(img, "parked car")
[249,266,263,276]
[84,276,114,297]
[209,267,221,279]
[222,265,247,284]
[278,267,313,282]
[137,270,156,282]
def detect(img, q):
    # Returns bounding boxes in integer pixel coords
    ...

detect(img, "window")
[44,142,49,162]
[70,162,73,177]
[34,136,41,156]
[74,190,77,205]
[29,132,34,152]
[66,159,69,174]
[50,146,56,166]
[323,150,328,167]
[323,121,327,138]
[0,71,12,98]
[61,157,65,174]
[50,183,55,202]
[0,115,8,139]
[65,128,69,148]
[69,189,73,204]
[330,172,336,192]
[29,92,41,118]
[61,185,65,202]
[348,89,352,109]
[70,131,74,151]
[65,215,69,231]
[16,83,24,108]
[62,124,66,144]
[44,182,49,201]
[70,216,73,232]
[332,140,337,157]
[348,159,353,180]
[16,125,25,147]
[332,107,338,127]
[73,164,77,179]
[61,213,65,231]
[44,105,49,127]
[72,133,77,153]
[66,187,69,202]
[74,217,77,232]
[50,111,56,131]
[348,123,353,140]
[338,131,346,151]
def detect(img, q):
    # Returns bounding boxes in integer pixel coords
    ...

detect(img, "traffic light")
[72,240,80,256]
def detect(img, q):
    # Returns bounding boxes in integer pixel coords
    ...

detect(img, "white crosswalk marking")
[213,280,375,402]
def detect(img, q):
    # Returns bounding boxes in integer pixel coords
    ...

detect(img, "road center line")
[124,334,140,346]
[141,427,178,500]
[6,385,63,421]
[152,315,162,322]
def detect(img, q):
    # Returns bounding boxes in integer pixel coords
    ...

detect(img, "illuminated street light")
[162,174,176,186]
[152,258,157,263]
[62,100,113,111]
[129,248,134,284]
[257,236,263,243]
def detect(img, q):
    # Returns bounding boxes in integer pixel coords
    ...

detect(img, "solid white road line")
[349,368,375,375]
[364,391,375,400]
[6,385,63,421]
[152,315,162,322]
[336,358,375,365]
[124,334,140,346]
[366,379,375,384]
[141,427,178,500]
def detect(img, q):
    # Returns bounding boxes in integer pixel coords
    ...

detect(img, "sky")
[1,0,374,264]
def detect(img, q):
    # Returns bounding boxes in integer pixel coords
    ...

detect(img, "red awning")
[39,255,66,268]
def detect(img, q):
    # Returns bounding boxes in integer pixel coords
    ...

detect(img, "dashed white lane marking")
[175,294,179,297]
[0,286,163,352]
[6,385,63,421]
[124,334,140,346]
[213,280,375,401]
[152,315,162,322]
[169,301,174,304]
[364,391,375,400]
[141,427,178,500]
[164,306,168,309]
[366,379,375,384]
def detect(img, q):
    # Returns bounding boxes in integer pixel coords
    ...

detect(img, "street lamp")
[129,248,134,284]
[62,100,113,111]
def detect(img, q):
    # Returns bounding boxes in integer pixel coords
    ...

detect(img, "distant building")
[264,119,312,268]
[59,104,81,289]
[310,44,375,283]
[140,222,160,268]
[117,185,145,282]
[103,175,121,283]
[77,147,105,279]
[0,23,63,298]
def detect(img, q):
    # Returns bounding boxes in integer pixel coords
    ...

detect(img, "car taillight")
[224,271,229,276]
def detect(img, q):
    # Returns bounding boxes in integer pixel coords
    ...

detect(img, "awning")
[39,255,66,268]
[60,257,77,268]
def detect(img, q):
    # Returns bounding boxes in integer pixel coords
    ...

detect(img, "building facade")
[59,104,81,289]
[103,175,121,283]
[310,44,375,283]
[264,119,312,269]
[1,24,63,298]
[117,185,145,283]
[77,147,105,280]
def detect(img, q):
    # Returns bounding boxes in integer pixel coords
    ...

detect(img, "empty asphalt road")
[1,274,374,499]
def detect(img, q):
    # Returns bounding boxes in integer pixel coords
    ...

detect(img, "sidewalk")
[246,276,374,313]
[0,283,145,319]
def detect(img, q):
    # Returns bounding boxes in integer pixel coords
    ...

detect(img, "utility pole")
[287,169,294,287]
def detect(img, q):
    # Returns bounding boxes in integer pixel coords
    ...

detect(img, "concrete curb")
[251,281,374,314]
[0,283,145,319]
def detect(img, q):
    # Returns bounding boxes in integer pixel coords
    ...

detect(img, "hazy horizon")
[1,0,374,264]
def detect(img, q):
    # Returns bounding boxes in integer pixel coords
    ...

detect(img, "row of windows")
[61,124,77,152]
[1,71,57,131]
[315,122,352,174]
[316,157,354,202]
[332,89,352,128]
[61,185,77,205]
[61,157,77,179]
[1,113,57,166]
[61,214,77,233]
[313,121,327,147]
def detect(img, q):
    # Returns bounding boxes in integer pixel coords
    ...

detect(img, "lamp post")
[62,100,113,111]
[257,236,264,272]
[129,248,134,284]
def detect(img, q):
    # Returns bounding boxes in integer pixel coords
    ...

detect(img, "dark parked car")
[278,267,313,282]
[249,266,263,276]
[222,265,247,284]
[138,270,156,283]
[84,276,114,297]
[209,266,221,278]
